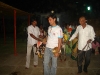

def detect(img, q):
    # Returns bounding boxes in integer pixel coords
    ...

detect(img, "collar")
[80,23,88,28]
[51,25,58,28]
[31,25,36,28]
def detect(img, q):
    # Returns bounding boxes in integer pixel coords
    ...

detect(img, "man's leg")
[33,46,38,66]
[83,49,91,73]
[25,44,32,68]
[43,47,51,75]
[50,51,57,75]
[77,50,84,73]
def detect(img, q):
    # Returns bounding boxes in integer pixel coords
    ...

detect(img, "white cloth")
[46,25,63,48]
[27,25,40,45]
[69,24,95,51]
[25,44,38,68]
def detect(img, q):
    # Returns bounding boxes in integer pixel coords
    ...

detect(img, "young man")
[25,18,41,69]
[43,14,63,75]
[69,16,95,74]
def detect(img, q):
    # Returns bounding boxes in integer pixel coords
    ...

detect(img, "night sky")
[0,0,100,14]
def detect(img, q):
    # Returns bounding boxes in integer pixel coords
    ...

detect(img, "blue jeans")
[43,47,57,75]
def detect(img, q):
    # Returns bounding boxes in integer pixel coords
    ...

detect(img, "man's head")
[31,18,37,27]
[79,16,86,26]
[47,14,57,26]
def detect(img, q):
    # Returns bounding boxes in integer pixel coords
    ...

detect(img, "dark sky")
[0,0,100,13]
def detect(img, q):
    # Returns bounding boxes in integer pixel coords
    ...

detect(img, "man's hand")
[30,34,42,41]
[52,47,60,57]
[87,39,92,43]
[38,38,42,41]
[39,35,45,39]
[39,35,42,38]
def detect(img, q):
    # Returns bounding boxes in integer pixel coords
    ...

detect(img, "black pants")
[77,49,91,73]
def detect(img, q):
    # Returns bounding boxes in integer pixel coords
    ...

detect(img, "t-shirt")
[46,25,63,48]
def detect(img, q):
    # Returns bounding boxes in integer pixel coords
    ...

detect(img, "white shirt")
[46,25,63,48]
[27,25,40,45]
[69,24,95,51]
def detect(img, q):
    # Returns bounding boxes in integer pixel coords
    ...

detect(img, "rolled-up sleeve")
[58,28,63,38]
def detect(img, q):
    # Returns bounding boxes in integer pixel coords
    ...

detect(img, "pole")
[14,10,17,56]
[28,15,30,26]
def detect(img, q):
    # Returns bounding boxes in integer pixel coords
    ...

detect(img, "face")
[48,17,56,26]
[79,17,86,26]
[31,21,37,26]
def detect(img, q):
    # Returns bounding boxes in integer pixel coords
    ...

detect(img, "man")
[43,14,63,75]
[69,16,95,74]
[25,18,41,69]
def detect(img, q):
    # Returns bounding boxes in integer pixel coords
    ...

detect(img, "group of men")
[25,13,95,75]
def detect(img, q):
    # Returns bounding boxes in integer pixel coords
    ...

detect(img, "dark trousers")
[77,49,91,73]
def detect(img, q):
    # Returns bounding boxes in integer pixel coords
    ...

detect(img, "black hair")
[47,13,56,19]
[30,17,37,23]
[47,13,57,24]
[79,16,86,20]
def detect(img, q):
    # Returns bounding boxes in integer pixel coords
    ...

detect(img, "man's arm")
[90,26,95,41]
[30,34,41,41]
[69,27,79,41]
[54,27,63,57]
[58,38,62,52]
[28,26,41,41]
[54,38,62,57]
[87,26,95,43]
[67,26,79,45]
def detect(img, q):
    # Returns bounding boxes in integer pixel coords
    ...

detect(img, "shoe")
[34,65,37,67]
[25,67,28,69]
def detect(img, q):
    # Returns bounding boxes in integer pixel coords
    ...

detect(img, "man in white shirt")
[25,18,41,69]
[43,14,63,75]
[69,16,95,74]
